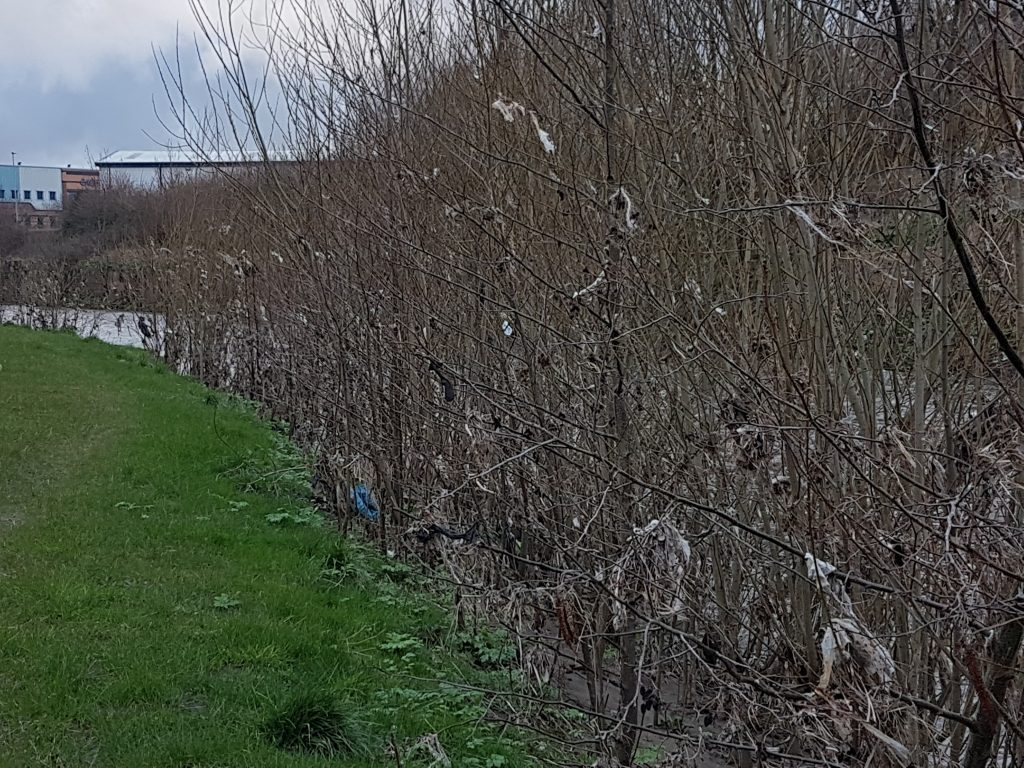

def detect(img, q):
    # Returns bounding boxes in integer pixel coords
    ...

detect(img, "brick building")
[0,164,99,231]
[62,167,101,203]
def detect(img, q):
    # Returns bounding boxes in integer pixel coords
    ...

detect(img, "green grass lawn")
[0,327,533,768]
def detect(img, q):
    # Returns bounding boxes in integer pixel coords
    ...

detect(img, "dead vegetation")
[21,0,1024,764]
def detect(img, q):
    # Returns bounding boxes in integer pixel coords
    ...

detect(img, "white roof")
[97,149,292,166]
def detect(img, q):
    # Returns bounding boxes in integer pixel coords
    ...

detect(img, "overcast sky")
[0,2,211,168]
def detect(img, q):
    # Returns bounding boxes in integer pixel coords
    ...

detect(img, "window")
[36,191,43,201]
[49,191,56,201]
[23,190,30,200]
[10,190,15,199]
[0,190,4,199]
[36,217,43,227]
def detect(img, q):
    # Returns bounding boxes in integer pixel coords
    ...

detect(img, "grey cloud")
[1,63,188,167]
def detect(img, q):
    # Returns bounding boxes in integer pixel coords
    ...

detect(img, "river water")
[0,305,164,351]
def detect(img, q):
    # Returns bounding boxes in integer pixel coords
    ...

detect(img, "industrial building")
[62,167,101,202]
[0,163,100,229]
[0,165,61,209]
[96,149,290,189]
[1,146,286,229]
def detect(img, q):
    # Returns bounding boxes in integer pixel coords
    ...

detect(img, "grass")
[0,326,537,768]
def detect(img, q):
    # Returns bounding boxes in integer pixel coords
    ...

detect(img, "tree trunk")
[614,625,641,766]
[964,602,1024,768]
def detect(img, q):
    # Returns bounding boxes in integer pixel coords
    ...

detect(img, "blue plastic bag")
[349,484,380,522]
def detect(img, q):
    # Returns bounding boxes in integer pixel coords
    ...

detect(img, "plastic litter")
[349,484,380,522]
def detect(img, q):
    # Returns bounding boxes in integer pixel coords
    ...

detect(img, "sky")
[0,2,219,168]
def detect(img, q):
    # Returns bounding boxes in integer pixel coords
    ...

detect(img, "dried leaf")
[862,722,912,766]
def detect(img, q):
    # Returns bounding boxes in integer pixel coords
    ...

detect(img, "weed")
[635,746,663,764]
[226,430,312,500]
[374,558,416,583]
[265,506,321,526]
[380,632,424,656]
[212,593,241,610]
[263,693,370,757]
[455,628,517,670]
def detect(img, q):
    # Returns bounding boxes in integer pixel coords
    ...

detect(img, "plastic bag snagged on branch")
[610,518,691,630]
[350,483,381,522]
[805,552,895,689]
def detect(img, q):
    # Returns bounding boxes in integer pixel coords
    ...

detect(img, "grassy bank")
[0,326,533,768]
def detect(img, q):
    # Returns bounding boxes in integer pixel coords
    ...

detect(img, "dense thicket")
[63,0,1024,764]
